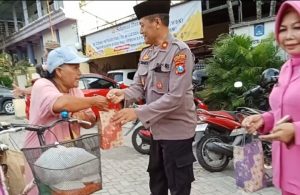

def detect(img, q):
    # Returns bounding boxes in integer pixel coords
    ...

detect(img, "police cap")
[133,0,171,20]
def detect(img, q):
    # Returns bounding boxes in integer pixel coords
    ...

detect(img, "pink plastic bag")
[98,110,123,150]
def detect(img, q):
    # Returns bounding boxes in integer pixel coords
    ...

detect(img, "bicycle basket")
[22,133,102,195]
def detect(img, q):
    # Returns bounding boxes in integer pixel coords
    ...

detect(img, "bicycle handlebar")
[68,118,92,126]
[9,118,91,134]
[0,127,25,135]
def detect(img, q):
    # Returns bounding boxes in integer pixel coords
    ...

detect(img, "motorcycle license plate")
[195,123,208,132]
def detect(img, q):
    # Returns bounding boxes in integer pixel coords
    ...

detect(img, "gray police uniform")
[124,33,197,140]
[124,33,197,195]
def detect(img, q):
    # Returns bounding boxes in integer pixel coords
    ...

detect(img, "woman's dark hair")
[44,71,55,79]
[35,64,55,79]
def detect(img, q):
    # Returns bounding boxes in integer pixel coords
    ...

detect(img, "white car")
[107,69,137,87]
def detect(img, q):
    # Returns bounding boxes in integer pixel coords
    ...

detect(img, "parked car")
[107,69,137,87]
[25,73,121,119]
[0,86,14,115]
[79,73,119,96]
[79,73,122,117]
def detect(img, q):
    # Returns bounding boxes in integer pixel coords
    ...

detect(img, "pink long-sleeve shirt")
[24,78,82,148]
[23,78,84,195]
[262,57,300,193]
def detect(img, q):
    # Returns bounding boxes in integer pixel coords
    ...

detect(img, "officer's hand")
[92,95,109,111]
[111,108,137,125]
[241,114,264,134]
[107,89,125,104]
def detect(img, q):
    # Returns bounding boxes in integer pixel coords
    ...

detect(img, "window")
[107,73,123,83]
[86,77,115,89]
[78,80,85,90]
[127,72,136,80]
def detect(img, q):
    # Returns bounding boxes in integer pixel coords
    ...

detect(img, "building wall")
[33,43,43,65]
[57,22,79,47]
[232,18,288,60]
[232,20,275,43]
[43,30,56,46]
[204,22,229,44]
[23,20,79,66]
[42,21,78,48]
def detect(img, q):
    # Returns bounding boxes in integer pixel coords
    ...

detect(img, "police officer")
[107,1,197,194]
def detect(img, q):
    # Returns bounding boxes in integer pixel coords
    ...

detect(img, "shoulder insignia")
[140,46,151,61]
[142,54,150,60]
[174,53,186,75]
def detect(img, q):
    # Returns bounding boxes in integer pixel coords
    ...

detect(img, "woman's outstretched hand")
[92,95,109,111]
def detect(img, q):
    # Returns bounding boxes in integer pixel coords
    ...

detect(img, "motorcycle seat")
[221,111,241,122]
[201,110,241,122]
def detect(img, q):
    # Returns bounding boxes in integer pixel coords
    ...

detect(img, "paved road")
[0,114,280,195]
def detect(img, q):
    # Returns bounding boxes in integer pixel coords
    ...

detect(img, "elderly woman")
[12,41,60,98]
[242,1,300,195]
[22,47,108,195]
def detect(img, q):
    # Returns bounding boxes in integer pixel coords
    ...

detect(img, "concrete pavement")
[0,114,280,195]
[91,123,280,195]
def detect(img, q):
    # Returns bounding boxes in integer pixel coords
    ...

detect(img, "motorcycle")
[203,127,273,186]
[126,96,209,155]
[195,107,261,172]
[195,68,278,172]
[124,119,150,155]
[192,69,207,92]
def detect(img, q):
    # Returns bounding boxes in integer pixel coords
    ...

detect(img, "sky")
[63,1,182,36]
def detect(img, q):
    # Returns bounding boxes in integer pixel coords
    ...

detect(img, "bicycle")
[1,111,102,195]
[0,123,25,195]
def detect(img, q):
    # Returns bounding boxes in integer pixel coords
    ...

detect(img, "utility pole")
[256,0,262,20]
[227,0,235,25]
[269,0,276,17]
[46,0,56,41]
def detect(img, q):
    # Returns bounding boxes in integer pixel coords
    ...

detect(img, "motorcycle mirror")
[234,81,243,88]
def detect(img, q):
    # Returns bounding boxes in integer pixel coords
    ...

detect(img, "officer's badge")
[156,81,163,89]
[174,53,186,75]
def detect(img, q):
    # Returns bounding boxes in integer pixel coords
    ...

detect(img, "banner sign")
[85,1,203,59]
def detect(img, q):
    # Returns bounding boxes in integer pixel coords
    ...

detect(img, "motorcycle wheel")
[131,126,150,155]
[196,134,230,172]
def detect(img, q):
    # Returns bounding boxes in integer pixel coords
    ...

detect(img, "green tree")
[198,33,283,110]
[0,53,31,87]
